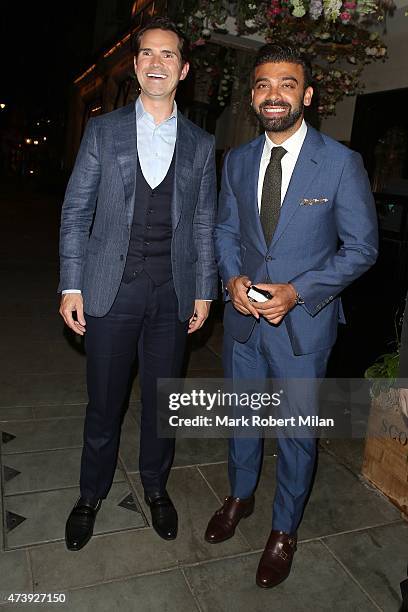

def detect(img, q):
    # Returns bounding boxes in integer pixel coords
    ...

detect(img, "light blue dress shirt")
[62,98,178,294]
[136,96,177,189]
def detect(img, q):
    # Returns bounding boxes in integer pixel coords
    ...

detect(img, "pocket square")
[300,197,329,206]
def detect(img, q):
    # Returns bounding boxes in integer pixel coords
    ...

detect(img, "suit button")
[120,254,124,261]
[265,256,273,262]
[146,225,151,230]
[144,241,150,246]
[148,209,153,214]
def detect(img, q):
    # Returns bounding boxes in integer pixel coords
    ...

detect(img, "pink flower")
[343,1,356,8]
[192,38,206,47]
[340,11,351,21]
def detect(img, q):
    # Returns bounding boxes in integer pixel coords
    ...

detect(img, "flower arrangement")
[175,0,394,116]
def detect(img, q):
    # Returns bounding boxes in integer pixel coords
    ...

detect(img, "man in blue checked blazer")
[59,18,217,550]
[205,44,378,588]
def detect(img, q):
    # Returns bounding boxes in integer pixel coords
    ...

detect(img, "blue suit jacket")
[58,103,218,320]
[215,125,378,355]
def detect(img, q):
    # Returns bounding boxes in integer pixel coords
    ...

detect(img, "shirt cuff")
[61,290,82,294]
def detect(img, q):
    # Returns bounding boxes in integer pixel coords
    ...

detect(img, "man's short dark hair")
[251,44,313,89]
[133,16,190,65]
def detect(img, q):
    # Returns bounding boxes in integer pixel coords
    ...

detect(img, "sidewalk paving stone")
[183,540,379,612]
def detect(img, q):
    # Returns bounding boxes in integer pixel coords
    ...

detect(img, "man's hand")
[188,300,211,334]
[226,276,259,319]
[398,388,408,418]
[252,283,297,325]
[59,293,86,336]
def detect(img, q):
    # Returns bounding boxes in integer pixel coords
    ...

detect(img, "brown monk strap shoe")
[256,530,297,588]
[205,495,254,544]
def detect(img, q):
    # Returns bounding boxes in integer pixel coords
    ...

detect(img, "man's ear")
[179,61,190,82]
[303,86,313,107]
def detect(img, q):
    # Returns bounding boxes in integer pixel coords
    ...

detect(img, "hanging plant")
[187,42,237,114]
[175,0,395,116]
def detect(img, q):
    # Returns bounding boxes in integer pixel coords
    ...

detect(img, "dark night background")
[2,2,97,114]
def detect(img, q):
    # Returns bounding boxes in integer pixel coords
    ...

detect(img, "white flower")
[292,0,306,17]
[309,0,323,19]
[245,18,256,27]
[323,0,342,21]
[202,28,211,36]
[194,10,203,18]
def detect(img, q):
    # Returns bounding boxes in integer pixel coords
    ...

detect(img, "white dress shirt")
[257,119,308,212]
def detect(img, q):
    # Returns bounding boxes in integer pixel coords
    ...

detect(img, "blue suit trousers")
[223,316,331,534]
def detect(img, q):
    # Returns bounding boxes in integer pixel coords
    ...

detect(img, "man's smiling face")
[251,61,313,134]
[134,29,189,101]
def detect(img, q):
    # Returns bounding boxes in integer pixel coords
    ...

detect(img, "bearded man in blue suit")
[205,44,378,588]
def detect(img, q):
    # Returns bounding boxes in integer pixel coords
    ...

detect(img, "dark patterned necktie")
[260,146,287,245]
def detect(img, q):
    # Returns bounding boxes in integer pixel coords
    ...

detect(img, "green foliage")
[364,351,400,397]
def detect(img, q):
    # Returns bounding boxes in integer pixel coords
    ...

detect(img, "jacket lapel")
[245,135,268,249]
[270,125,325,249]
[113,103,138,225]
[172,112,196,230]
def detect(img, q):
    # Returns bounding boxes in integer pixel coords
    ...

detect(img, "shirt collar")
[135,96,177,125]
[264,119,307,156]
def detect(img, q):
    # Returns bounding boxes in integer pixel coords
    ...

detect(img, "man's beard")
[252,99,303,132]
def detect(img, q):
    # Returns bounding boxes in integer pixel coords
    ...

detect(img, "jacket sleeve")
[289,151,379,316]
[58,118,101,292]
[193,137,219,300]
[214,150,243,299]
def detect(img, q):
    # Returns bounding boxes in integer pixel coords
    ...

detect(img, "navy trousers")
[223,316,331,534]
[80,271,188,500]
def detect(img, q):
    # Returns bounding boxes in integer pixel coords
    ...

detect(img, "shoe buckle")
[279,549,288,561]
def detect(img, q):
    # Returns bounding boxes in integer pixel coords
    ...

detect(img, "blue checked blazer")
[58,103,218,320]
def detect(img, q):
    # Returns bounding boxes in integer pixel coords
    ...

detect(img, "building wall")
[321,5,408,141]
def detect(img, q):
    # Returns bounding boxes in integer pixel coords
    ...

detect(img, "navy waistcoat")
[122,153,175,285]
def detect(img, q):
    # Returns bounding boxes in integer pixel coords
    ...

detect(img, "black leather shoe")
[144,491,178,540]
[65,498,101,551]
